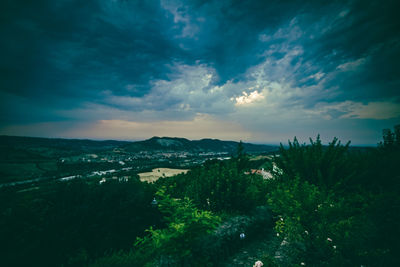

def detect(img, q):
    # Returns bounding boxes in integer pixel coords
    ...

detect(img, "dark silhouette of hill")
[0,135,130,152]
[0,135,277,160]
[124,136,277,153]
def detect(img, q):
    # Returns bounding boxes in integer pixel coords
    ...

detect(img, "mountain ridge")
[124,136,277,153]
[0,135,278,154]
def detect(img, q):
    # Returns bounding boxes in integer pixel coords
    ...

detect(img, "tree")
[236,140,249,171]
[395,124,400,146]
[382,128,395,148]
[274,135,352,189]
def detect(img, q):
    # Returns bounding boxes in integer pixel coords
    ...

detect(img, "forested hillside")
[124,136,276,153]
[1,126,399,266]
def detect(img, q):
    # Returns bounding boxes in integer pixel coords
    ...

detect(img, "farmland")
[138,168,189,183]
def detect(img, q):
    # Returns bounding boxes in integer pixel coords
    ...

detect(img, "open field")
[138,168,189,183]
[249,155,272,161]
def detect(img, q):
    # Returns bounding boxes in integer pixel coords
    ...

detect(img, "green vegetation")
[155,159,268,213]
[266,126,400,266]
[1,127,399,266]
[93,188,221,267]
[0,177,162,267]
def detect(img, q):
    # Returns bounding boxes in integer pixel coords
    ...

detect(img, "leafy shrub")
[94,187,221,266]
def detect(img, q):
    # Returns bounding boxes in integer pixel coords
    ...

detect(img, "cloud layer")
[1,0,399,144]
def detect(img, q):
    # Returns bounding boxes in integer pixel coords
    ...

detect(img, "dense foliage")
[155,150,268,213]
[274,135,354,189]
[266,126,400,266]
[93,188,222,267]
[0,178,162,267]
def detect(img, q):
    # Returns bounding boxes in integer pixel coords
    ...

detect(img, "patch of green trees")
[155,158,268,213]
[0,177,162,267]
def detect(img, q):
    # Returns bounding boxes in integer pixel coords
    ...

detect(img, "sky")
[1,0,399,145]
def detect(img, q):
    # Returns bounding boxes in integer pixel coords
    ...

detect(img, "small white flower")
[327,237,332,242]
[276,233,280,237]
[301,262,305,266]
[280,217,284,221]
[304,230,309,235]
[333,245,337,249]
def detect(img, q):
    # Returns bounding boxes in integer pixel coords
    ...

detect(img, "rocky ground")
[224,231,281,266]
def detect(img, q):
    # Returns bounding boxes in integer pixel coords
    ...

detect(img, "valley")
[0,135,277,188]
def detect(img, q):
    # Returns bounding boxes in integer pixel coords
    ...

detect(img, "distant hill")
[0,135,130,157]
[124,136,277,153]
[0,135,278,159]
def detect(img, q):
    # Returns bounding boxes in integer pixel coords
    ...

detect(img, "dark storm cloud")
[296,0,400,102]
[0,0,180,112]
[167,0,315,82]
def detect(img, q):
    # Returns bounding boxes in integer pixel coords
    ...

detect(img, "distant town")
[0,135,277,189]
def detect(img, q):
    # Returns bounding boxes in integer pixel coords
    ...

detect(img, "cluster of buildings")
[246,168,274,179]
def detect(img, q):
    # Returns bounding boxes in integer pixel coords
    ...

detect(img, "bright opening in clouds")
[234,91,265,106]
[1,0,399,145]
